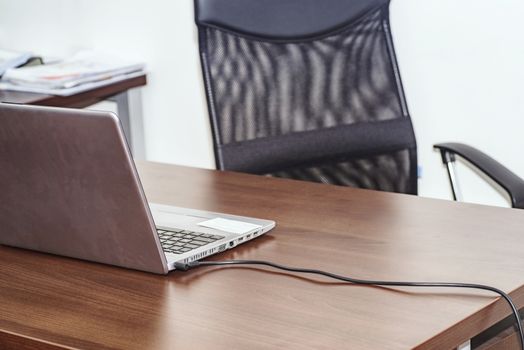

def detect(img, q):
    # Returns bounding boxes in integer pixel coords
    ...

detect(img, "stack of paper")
[0,51,146,96]
[0,49,32,76]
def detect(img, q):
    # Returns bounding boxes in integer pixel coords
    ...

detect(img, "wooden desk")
[0,74,147,158]
[2,161,524,350]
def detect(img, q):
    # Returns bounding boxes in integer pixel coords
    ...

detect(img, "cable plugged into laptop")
[177,259,524,350]
[174,261,201,271]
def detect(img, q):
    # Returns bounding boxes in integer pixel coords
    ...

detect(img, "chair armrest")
[434,142,524,209]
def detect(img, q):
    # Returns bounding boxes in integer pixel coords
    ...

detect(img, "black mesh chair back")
[195,0,418,194]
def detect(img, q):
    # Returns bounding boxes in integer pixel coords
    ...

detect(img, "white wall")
[1,0,523,207]
[392,0,524,207]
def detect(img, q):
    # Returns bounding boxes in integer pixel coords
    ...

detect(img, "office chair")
[194,0,524,208]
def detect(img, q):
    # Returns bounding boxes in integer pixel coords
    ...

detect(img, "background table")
[1,161,524,349]
[0,74,147,158]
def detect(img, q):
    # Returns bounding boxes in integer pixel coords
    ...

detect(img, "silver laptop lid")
[0,103,168,274]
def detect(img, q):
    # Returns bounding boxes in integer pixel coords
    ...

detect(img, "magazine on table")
[0,49,32,76]
[0,51,145,95]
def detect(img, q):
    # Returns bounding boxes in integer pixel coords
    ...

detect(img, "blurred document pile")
[0,49,32,76]
[0,51,145,96]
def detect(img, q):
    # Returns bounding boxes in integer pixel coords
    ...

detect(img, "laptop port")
[238,237,244,242]
[229,241,234,247]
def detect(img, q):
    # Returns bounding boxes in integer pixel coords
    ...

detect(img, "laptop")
[0,103,275,274]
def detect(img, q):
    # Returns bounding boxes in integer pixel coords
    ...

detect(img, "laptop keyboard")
[156,228,224,255]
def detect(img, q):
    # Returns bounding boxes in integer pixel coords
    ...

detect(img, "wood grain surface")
[2,161,524,350]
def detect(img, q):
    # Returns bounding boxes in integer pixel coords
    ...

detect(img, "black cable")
[175,259,524,350]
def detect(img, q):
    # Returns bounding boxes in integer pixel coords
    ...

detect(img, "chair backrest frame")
[195,0,418,194]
